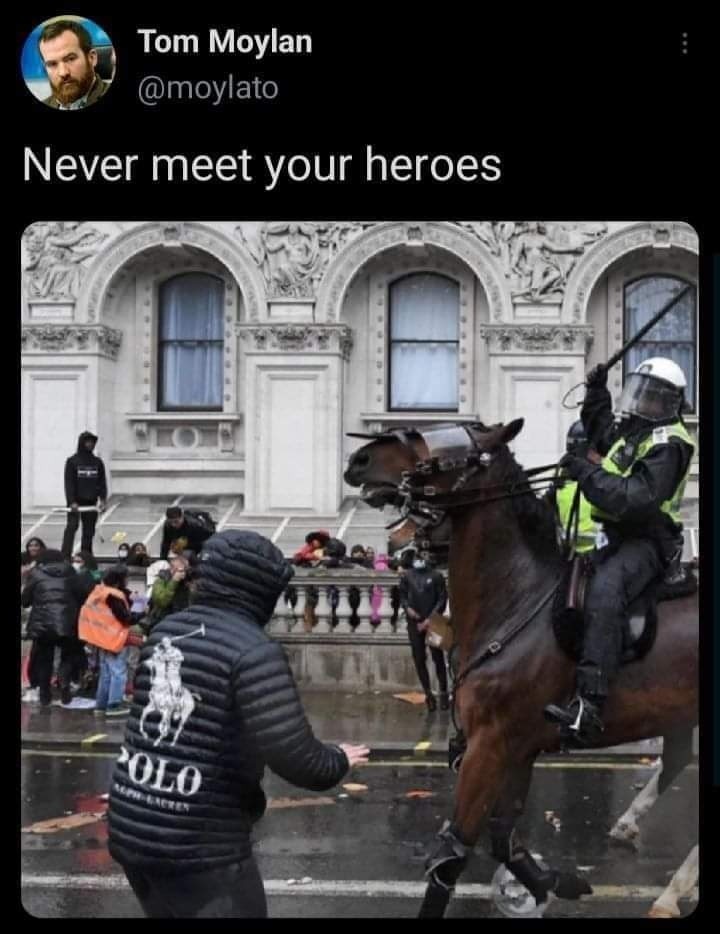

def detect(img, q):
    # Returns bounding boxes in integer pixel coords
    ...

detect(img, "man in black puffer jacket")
[21,549,82,706]
[108,530,369,918]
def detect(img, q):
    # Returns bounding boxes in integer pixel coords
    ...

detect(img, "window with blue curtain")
[158,273,224,410]
[623,276,697,411]
[389,273,459,410]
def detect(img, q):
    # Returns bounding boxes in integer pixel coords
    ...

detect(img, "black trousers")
[579,538,664,699]
[123,857,267,918]
[32,637,80,704]
[61,507,98,557]
[407,619,448,695]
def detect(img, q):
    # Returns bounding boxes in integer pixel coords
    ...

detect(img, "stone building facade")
[21,220,699,523]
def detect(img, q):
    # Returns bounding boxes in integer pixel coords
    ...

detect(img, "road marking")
[80,734,108,746]
[20,749,698,771]
[20,873,698,902]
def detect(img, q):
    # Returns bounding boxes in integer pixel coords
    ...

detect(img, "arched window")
[158,273,224,410]
[389,273,459,411]
[624,276,697,410]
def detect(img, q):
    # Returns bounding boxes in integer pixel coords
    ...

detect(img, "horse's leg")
[487,755,592,908]
[610,727,694,846]
[419,728,505,918]
[647,844,698,918]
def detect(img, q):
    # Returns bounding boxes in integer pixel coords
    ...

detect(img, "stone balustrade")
[271,567,402,637]
[120,565,406,639]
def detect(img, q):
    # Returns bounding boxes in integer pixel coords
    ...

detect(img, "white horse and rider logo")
[139,625,205,747]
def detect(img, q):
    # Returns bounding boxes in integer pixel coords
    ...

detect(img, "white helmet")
[633,357,687,389]
[618,357,686,422]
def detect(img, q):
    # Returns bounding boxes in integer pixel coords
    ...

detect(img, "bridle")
[354,422,560,528]
[350,422,567,690]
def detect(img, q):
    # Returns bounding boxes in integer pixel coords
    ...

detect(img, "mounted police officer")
[544,357,695,744]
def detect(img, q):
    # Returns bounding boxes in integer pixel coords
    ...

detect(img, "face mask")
[413,559,426,570]
[72,562,83,572]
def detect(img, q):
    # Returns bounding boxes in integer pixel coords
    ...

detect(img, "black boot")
[425,693,437,712]
[439,691,450,710]
[543,694,605,747]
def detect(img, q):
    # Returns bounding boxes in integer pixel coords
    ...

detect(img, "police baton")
[562,284,693,409]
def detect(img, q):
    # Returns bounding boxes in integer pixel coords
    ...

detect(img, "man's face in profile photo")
[39,29,97,106]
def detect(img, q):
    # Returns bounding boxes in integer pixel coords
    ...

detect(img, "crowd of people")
[22,511,454,716]
[20,505,216,715]
[290,529,451,709]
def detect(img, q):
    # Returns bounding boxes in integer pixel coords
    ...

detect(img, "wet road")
[21,749,698,918]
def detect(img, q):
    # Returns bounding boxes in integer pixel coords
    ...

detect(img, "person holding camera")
[146,553,194,632]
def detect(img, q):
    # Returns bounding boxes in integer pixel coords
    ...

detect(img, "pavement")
[21,690,669,760]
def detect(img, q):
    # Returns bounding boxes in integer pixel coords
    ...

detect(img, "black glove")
[559,453,593,482]
[585,364,608,389]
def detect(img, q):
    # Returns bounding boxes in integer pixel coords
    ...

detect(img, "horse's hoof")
[648,904,680,919]
[491,865,551,918]
[553,872,593,900]
[609,822,640,849]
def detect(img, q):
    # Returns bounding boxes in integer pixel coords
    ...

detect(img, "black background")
[13,7,717,921]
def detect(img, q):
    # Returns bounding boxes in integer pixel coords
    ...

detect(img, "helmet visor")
[617,373,681,422]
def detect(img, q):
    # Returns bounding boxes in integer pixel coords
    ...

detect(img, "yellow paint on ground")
[80,734,108,745]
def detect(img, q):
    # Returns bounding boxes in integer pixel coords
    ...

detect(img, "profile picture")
[21,15,115,110]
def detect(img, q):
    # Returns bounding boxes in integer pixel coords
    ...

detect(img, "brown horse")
[345,419,698,917]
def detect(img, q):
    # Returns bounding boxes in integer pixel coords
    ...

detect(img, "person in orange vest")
[89,566,134,717]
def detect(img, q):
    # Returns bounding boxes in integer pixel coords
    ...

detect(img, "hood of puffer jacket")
[194,529,294,624]
[76,431,98,454]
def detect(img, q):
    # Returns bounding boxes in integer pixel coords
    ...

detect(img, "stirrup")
[544,696,603,746]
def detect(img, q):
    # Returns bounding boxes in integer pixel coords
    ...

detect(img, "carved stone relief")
[564,223,699,323]
[23,222,109,300]
[456,222,608,302]
[479,324,594,354]
[236,222,375,299]
[237,324,354,360]
[21,325,123,359]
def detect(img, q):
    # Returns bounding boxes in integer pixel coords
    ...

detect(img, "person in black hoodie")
[21,549,81,706]
[108,530,369,918]
[160,507,213,559]
[61,431,107,558]
[398,550,449,712]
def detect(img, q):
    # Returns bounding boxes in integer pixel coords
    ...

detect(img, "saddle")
[551,555,696,665]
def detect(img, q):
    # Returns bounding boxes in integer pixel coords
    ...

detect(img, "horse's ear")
[499,418,524,444]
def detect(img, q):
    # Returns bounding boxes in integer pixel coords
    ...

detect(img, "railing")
[119,566,407,638]
[271,568,403,636]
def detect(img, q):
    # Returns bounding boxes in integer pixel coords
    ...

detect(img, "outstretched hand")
[339,743,370,767]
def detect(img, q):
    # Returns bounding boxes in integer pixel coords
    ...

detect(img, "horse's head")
[344,419,526,509]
